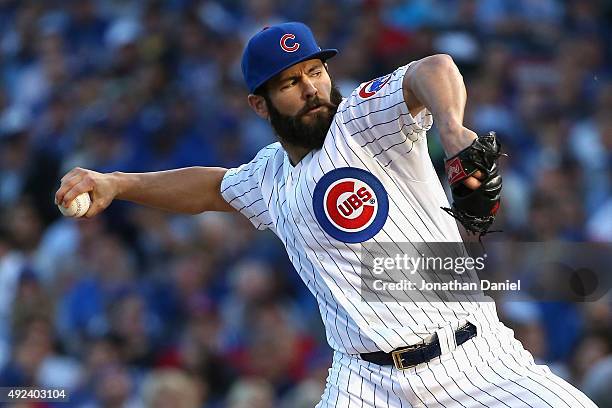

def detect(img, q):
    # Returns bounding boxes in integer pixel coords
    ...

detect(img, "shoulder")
[343,56,457,105]
[233,142,283,172]
[223,142,283,185]
[252,142,284,163]
[337,63,417,116]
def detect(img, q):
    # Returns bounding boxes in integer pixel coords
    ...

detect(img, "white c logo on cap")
[280,33,300,52]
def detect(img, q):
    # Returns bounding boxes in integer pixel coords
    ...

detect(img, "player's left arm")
[402,54,479,162]
[402,54,477,156]
[404,54,505,235]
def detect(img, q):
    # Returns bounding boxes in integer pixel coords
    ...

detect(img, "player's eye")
[310,70,322,77]
[281,80,296,90]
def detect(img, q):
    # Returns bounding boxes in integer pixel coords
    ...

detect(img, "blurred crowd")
[0,0,611,407]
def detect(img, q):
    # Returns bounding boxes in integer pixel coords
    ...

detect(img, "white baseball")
[58,192,92,217]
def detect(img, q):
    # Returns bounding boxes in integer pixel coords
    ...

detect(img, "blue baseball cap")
[241,22,338,93]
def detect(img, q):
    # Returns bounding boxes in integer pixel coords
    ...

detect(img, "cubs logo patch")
[313,168,389,243]
[358,74,392,98]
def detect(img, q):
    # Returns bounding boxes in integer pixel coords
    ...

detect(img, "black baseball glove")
[441,131,504,237]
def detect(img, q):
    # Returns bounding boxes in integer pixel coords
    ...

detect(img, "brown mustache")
[297,97,337,117]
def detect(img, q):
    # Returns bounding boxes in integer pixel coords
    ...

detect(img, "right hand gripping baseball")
[442,131,504,236]
[55,168,119,218]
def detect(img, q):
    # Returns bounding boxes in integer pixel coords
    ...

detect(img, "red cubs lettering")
[346,194,363,210]
[338,200,353,216]
[338,189,370,216]
[326,181,375,230]
[356,187,372,202]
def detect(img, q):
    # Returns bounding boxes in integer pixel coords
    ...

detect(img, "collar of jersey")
[285,149,315,178]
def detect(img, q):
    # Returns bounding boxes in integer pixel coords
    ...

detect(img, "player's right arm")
[55,167,235,218]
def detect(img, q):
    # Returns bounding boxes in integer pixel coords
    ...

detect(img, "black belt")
[360,322,477,370]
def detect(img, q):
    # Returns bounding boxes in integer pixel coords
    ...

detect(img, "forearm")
[405,54,476,156]
[114,167,233,214]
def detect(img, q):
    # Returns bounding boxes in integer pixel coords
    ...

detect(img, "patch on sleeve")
[358,74,392,98]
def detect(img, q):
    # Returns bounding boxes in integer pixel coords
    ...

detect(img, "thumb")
[84,198,108,218]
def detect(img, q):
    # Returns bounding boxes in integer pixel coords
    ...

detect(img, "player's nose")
[301,77,318,99]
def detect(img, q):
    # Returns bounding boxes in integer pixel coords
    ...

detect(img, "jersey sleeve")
[220,144,279,231]
[338,63,433,164]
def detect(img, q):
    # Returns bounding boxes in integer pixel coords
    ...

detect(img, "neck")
[281,142,311,166]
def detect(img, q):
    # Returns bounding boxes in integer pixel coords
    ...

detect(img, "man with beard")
[56,22,596,407]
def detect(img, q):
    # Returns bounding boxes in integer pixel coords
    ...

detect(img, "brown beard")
[265,84,343,151]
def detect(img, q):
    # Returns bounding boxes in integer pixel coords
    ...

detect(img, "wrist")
[440,126,477,157]
[111,171,131,200]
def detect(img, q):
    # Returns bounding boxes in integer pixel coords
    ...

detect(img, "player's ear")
[247,94,269,119]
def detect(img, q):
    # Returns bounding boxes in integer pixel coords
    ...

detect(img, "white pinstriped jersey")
[221,63,501,355]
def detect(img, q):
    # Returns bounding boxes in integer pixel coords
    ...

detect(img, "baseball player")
[56,22,597,407]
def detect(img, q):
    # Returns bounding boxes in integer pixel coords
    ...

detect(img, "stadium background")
[0,0,611,407]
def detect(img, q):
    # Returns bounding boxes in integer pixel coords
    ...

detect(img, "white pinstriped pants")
[316,323,597,407]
